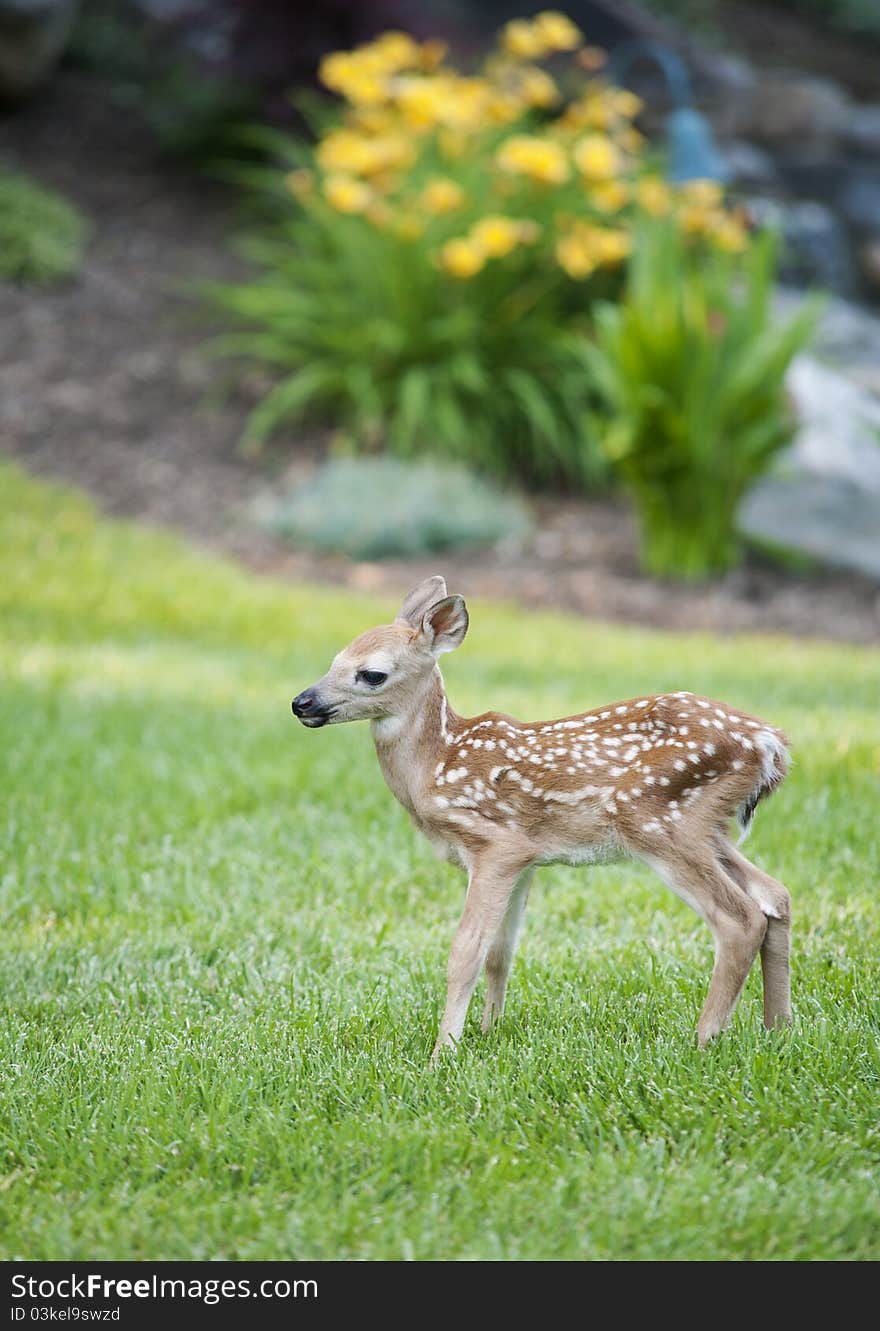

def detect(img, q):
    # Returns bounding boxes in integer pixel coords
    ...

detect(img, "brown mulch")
[1,70,879,645]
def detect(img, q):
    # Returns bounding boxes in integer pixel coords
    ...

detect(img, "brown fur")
[292,578,793,1060]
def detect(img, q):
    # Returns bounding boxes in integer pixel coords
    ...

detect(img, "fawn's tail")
[737,728,791,843]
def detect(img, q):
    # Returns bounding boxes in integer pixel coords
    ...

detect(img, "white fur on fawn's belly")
[537,841,621,868]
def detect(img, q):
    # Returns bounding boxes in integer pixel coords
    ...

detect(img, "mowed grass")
[1,461,878,1261]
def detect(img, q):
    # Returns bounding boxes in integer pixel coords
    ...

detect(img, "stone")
[775,289,880,397]
[843,104,880,159]
[721,140,779,189]
[691,54,758,139]
[740,476,880,580]
[836,166,880,233]
[783,356,880,493]
[0,0,77,103]
[748,198,858,298]
[740,352,880,580]
[776,147,844,201]
[747,72,849,147]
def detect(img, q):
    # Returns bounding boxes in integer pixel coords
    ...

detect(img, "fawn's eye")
[356,669,388,688]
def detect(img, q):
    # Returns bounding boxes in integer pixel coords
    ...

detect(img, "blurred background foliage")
[2,0,879,594]
[203,14,809,578]
[0,166,86,282]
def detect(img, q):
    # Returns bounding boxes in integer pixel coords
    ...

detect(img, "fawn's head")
[292,576,468,728]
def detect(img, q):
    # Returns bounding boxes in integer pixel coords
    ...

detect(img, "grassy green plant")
[207,182,611,487]
[584,223,819,579]
[206,16,754,488]
[266,456,531,559]
[0,169,87,285]
[2,460,878,1260]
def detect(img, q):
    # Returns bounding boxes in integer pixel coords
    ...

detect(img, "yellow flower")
[439,129,467,160]
[533,10,583,51]
[396,73,491,131]
[573,133,619,180]
[372,31,421,71]
[419,39,448,72]
[712,216,749,252]
[555,221,631,277]
[323,174,373,214]
[318,51,387,106]
[619,127,646,153]
[439,238,485,278]
[470,216,539,258]
[317,130,414,177]
[608,88,643,118]
[365,199,393,229]
[497,135,570,184]
[517,66,561,108]
[316,130,376,174]
[420,177,466,215]
[500,19,548,60]
[561,89,611,132]
[636,175,671,217]
[485,90,524,125]
[679,178,724,208]
[556,232,598,279]
[319,51,357,93]
[591,179,630,212]
[678,204,717,236]
[594,227,631,264]
[285,168,313,200]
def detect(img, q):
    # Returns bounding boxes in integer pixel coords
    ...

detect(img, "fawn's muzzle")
[292,688,334,727]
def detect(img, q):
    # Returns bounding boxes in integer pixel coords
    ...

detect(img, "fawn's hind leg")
[716,838,792,1030]
[643,848,768,1046]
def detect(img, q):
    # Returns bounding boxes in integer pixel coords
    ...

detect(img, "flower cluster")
[294,13,749,282]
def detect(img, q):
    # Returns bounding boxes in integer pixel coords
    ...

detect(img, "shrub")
[584,221,820,580]
[265,456,531,560]
[0,170,87,285]
[207,13,751,490]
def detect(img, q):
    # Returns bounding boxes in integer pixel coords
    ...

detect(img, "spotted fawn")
[292,577,792,1061]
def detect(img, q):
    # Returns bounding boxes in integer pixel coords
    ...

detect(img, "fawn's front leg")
[482,868,533,1032]
[432,854,529,1064]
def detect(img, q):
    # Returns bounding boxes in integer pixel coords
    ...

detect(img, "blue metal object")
[609,40,729,184]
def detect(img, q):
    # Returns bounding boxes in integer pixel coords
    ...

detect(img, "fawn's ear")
[395,575,448,628]
[420,595,469,657]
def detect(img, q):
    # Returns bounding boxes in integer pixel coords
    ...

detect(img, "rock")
[692,54,758,139]
[741,476,880,580]
[784,356,880,493]
[721,140,779,189]
[776,147,844,201]
[0,0,78,103]
[747,72,849,147]
[775,289,880,397]
[844,104,880,159]
[836,166,880,233]
[740,353,880,580]
[749,198,858,298]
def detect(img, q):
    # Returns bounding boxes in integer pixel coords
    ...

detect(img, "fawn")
[292,576,792,1060]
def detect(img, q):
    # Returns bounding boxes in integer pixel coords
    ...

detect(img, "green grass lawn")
[1,460,878,1261]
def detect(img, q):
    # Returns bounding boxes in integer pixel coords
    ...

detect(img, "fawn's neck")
[371,667,458,812]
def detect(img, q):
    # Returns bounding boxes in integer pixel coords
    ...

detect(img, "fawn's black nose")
[292,689,335,726]
[292,689,320,718]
